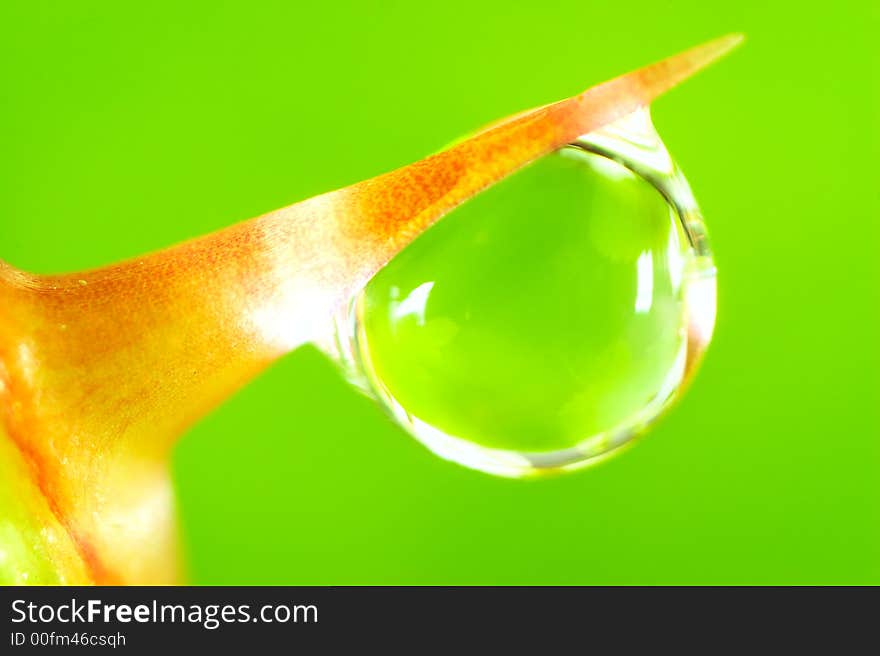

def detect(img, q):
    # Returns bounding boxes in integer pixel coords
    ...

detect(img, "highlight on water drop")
[328,109,716,478]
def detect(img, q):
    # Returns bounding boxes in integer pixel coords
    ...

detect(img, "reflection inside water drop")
[329,109,716,478]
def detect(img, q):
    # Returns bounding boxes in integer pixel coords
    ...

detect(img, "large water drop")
[331,109,716,477]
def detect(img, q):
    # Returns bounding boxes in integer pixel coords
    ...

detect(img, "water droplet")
[331,109,716,477]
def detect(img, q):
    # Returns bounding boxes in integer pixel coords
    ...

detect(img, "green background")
[1,2,877,583]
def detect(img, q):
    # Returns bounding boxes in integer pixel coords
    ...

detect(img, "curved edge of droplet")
[374,337,691,479]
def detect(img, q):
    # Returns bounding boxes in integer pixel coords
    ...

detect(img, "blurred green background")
[1,1,877,584]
